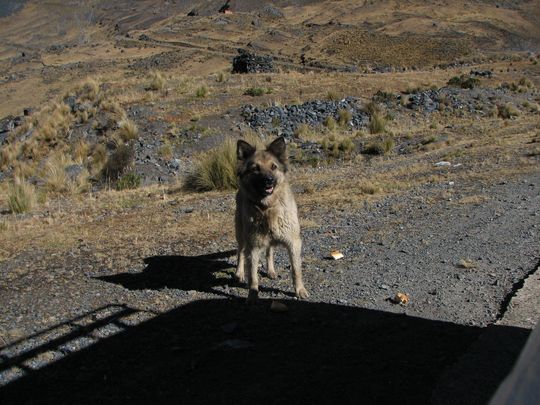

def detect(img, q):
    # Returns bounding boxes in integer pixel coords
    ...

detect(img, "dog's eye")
[271,163,277,171]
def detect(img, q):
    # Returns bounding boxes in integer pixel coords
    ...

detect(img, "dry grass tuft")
[147,71,166,91]
[369,112,387,134]
[118,119,139,141]
[497,104,520,119]
[8,178,36,213]
[184,139,237,191]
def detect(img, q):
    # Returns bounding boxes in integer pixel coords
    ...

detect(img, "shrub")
[77,78,100,102]
[447,75,480,89]
[102,143,134,180]
[43,153,71,192]
[497,103,520,119]
[338,109,352,126]
[8,178,36,214]
[159,141,174,161]
[244,87,270,96]
[326,91,340,101]
[339,137,355,153]
[324,116,337,130]
[195,85,208,98]
[518,77,533,89]
[216,72,226,83]
[369,112,386,134]
[363,137,394,155]
[118,119,139,141]
[147,71,166,91]
[116,172,141,190]
[363,101,381,115]
[184,139,237,191]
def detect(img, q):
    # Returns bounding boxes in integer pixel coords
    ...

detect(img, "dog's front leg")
[246,246,262,304]
[266,246,277,279]
[287,238,309,299]
[235,246,246,284]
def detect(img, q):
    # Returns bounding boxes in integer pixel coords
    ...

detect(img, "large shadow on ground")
[0,298,531,405]
[97,250,293,297]
[97,250,237,292]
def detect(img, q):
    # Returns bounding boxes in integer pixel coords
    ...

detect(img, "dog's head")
[237,137,288,201]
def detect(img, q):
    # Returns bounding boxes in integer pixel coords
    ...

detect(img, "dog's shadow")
[97,250,292,297]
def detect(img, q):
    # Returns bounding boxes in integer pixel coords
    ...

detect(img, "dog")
[235,136,309,303]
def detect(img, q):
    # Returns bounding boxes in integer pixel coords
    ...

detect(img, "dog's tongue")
[265,186,274,195]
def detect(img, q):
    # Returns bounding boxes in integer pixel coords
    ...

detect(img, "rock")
[232,49,274,74]
[242,97,369,138]
[434,161,451,167]
[259,5,284,19]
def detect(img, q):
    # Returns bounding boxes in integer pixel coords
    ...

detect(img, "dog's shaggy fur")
[235,137,309,303]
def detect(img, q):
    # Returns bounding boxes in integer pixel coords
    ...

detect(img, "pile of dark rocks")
[241,97,370,138]
[232,49,274,74]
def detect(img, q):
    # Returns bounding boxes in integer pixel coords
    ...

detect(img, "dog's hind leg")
[235,245,246,284]
[287,238,309,299]
[247,246,263,304]
[266,246,277,279]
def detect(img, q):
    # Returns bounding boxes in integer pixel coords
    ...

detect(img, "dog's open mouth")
[264,186,274,196]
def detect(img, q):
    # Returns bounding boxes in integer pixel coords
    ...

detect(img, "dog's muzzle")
[263,176,275,196]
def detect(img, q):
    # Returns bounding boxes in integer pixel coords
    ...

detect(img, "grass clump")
[323,116,337,130]
[447,75,480,89]
[195,85,209,98]
[368,112,386,134]
[116,172,141,190]
[326,91,340,101]
[338,109,352,126]
[8,178,36,214]
[159,141,174,161]
[363,137,394,155]
[118,119,139,141]
[102,143,135,181]
[147,71,166,91]
[497,103,520,119]
[184,139,237,191]
[244,87,271,96]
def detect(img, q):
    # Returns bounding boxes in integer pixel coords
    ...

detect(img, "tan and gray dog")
[235,137,309,303]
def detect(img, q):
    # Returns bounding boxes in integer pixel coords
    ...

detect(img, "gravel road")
[0,172,538,404]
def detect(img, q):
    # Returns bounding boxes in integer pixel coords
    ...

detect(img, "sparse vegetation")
[118,119,139,141]
[116,172,141,190]
[447,75,480,89]
[323,116,337,130]
[102,143,135,181]
[184,139,237,191]
[244,87,272,96]
[338,109,352,126]
[195,85,209,98]
[8,178,36,214]
[497,103,520,119]
[363,137,394,155]
[369,112,386,134]
[147,71,166,91]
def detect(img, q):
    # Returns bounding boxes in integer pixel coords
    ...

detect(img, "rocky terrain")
[0,1,539,404]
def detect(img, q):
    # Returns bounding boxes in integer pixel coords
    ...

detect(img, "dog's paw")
[295,287,309,299]
[246,289,259,305]
[267,269,278,280]
[234,272,246,284]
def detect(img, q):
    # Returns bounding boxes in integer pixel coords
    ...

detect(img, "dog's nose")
[264,175,275,185]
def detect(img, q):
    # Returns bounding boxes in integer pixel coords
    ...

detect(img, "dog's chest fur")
[246,198,297,245]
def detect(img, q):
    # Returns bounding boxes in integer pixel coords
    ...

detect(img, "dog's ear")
[237,140,256,161]
[267,137,287,166]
